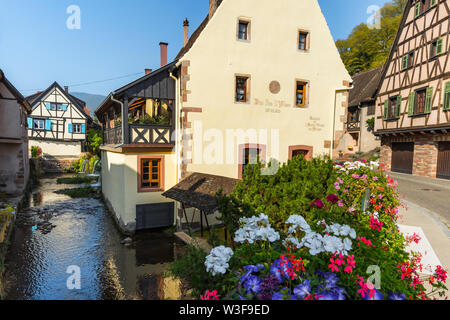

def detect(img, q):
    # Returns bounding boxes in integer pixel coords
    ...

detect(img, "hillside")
[70,92,106,116]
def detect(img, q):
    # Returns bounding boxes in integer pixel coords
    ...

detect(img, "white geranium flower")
[205,246,234,276]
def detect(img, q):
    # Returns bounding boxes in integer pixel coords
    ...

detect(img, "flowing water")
[4,174,187,300]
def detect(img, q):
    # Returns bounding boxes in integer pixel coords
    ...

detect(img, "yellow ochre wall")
[179,0,351,178]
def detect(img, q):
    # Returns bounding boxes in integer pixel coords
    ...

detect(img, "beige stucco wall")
[101,149,178,232]
[180,0,351,178]
[359,105,380,153]
[29,139,82,158]
[0,81,30,195]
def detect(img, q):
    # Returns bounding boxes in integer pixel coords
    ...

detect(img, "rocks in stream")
[120,237,133,245]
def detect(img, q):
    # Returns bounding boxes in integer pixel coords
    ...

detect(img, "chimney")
[209,0,221,19]
[64,86,69,93]
[145,68,153,75]
[183,18,189,46]
[159,42,168,67]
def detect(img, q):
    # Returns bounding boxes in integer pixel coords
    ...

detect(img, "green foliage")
[68,154,100,174]
[87,129,103,155]
[56,175,97,185]
[168,245,235,298]
[137,114,170,126]
[218,156,336,230]
[336,0,407,75]
[56,187,98,198]
[366,117,375,131]
[31,146,42,158]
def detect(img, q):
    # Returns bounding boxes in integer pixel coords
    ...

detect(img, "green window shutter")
[415,2,421,18]
[45,102,51,110]
[431,0,437,8]
[27,118,33,128]
[384,100,389,120]
[45,120,52,131]
[444,82,450,110]
[436,38,444,55]
[425,87,433,114]
[408,92,416,116]
[396,95,402,118]
[68,124,73,133]
[402,55,409,70]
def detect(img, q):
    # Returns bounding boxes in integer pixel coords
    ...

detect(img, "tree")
[336,0,407,75]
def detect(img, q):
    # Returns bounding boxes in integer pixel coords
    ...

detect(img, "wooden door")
[136,202,174,231]
[391,142,414,174]
[437,142,450,179]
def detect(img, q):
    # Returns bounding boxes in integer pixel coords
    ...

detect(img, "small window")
[348,107,359,122]
[57,104,64,111]
[141,159,161,189]
[414,88,427,114]
[386,96,399,119]
[296,81,308,107]
[73,123,82,133]
[238,21,249,41]
[235,76,249,102]
[367,104,376,116]
[33,119,45,130]
[430,38,444,58]
[242,148,260,176]
[298,31,309,51]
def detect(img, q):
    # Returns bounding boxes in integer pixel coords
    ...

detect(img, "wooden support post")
[200,210,203,238]
[122,95,130,144]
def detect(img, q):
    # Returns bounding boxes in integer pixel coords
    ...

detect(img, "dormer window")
[238,20,250,41]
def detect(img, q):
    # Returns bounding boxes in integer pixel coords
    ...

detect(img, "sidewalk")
[398,200,450,297]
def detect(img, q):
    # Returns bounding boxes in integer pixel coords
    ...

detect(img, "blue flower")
[388,293,406,300]
[322,272,340,289]
[270,259,292,283]
[244,275,262,294]
[364,289,385,300]
[294,280,311,300]
[240,264,265,284]
[239,295,247,300]
[316,291,338,300]
[271,291,284,300]
[332,286,347,300]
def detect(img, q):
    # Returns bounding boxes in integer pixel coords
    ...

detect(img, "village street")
[391,172,450,228]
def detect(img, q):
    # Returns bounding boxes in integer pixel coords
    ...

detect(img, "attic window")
[298,31,310,51]
[238,20,250,41]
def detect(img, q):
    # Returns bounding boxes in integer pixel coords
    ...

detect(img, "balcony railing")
[104,126,122,145]
[103,124,174,146]
[346,121,361,132]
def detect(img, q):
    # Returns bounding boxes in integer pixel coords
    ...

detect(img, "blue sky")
[0,0,390,96]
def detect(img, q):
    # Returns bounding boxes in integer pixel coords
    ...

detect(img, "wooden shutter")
[27,118,33,129]
[81,124,86,134]
[396,95,402,118]
[45,120,52,131]
[444,82,450,110]
[62,104,68,111]
[68,124,73,133]
[384,100,388,120]
[402,55,409,70]
[408,91,416,116]
[431,0,437,8]
[45,102,51,110]
[425,87,433,114]
[415,2,421,18]
[436,38,444,55]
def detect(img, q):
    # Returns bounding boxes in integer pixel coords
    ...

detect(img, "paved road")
[390,172,450,228]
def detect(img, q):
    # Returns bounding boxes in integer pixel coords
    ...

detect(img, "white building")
[26,82,92,158]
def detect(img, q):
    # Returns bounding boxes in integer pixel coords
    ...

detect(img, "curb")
[403,200,450,238]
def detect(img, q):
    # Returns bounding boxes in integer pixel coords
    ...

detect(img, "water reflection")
[5,174,187,300]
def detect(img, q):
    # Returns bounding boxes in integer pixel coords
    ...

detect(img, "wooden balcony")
[346,121,361,132]
[103,124,174,146]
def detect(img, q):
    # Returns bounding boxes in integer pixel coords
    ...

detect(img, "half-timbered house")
[26,82,92,158]
[0,69,32,195]
[375,0,450,179]
[95,0,351,234]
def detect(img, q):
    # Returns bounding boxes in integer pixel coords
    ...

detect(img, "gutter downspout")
[110,93,125,148]
[169,71,180,184]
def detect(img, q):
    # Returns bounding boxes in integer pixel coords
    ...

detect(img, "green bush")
[87,129,103,155]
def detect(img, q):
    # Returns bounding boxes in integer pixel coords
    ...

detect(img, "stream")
[4,174,187,300]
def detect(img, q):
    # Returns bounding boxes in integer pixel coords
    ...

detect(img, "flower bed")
[170,157,447,300]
